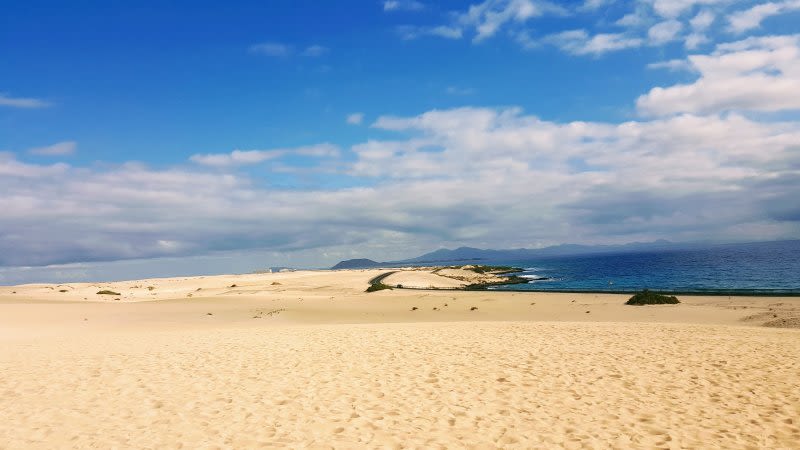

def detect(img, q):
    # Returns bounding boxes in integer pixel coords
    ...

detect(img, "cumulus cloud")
[637,34,800,115]
[389,0,774,54]
[395,0,563,43]
[648,19,683,45]
[727,0,800,34]
[647,59,695,71]
[3,105,799,275]
[190,144,340,167]
[684,9,715,48]
[544,29,643,55]
[648,0,732,19]
[458,0,564,42]
[28,141,77,156]
[0,93,51,109]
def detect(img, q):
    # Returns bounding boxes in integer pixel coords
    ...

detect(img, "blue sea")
[485,240,800,295]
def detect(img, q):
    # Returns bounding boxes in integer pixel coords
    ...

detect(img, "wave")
[519,274,553,281]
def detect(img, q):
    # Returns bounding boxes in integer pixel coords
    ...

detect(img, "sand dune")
[1,268,799,448]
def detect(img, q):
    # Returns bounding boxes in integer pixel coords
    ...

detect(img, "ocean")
[484,240,800,295]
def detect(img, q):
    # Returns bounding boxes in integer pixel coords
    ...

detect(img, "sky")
[1,0,799,283]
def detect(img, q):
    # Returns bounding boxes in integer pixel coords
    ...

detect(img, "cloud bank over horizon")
[2,0,799,283]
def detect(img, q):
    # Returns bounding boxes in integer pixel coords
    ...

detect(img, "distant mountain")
[402,247,485,263]
[401,240,685,263]
[331,239,780,270]
[331,258,384,269]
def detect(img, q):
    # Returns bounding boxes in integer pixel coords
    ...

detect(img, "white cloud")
[390,0,750,53]
[685,32,710,49]
[190,144,340,167]
[28,141,77,156]
[346,113,365,125]
[0,93,50,109]
[545,29,643,55]
[648,19,683,45]
[637,34,800,115]
[3,105,800,276]
[459,0,565,42]
[249,42,292,56]
[727,0,800,34]
[397,25,463,40]
[647,59,695,71]
[383,0,425,11]
[690,9,715,29]
[648,0,732,19]
[616,10,648,27]
[301,45,328,57]
[397,0,563,43]
[580,0,612,11]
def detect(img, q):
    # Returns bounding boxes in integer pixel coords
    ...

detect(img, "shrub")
[97,290,121,296]
[467,265,522,275]
[366,283,392,293]
[626,290,679,305]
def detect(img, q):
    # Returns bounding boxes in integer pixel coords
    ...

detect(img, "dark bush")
[366,283,392,293]
[96,290,121,296]
[626,290,679,305]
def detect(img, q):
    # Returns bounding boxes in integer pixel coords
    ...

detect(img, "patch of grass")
[366,283,393,293]
[146,286,155,291]
[466,265,523,274]
[366,271,397,292]
[59,289,68,293]
[626,289,680,305]
[464,275,529,290]
[96,290,121,296]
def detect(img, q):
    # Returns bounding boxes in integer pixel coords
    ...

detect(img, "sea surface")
[484,240,800,295]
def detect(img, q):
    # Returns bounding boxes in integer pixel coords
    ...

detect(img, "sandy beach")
[2,268,799,448]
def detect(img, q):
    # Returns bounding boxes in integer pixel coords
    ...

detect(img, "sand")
[1,268,799,448]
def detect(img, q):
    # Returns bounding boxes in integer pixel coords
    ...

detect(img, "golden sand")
[1,268,798,448]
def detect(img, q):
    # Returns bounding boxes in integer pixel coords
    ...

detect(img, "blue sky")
[2,0,800,283]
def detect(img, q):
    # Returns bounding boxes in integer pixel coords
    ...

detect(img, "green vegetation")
[626,289,680,305]
[464,265,523,274]
[366,283,393,293]
[464,275,529,290]
[366,271,397,293]
[96,290,121,296]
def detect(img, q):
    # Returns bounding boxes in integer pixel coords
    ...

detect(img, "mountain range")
[332,239,695,269]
